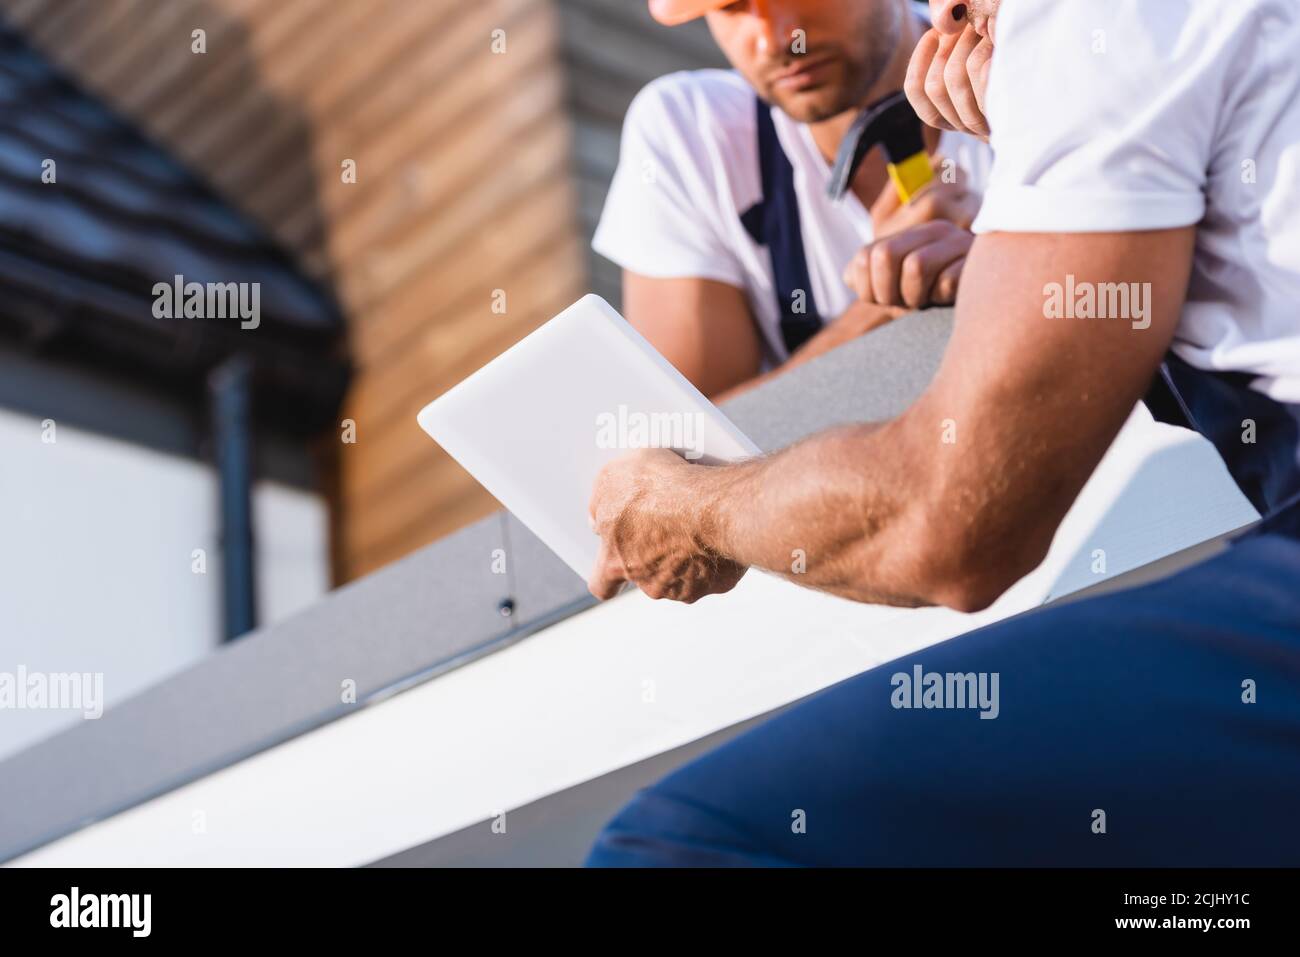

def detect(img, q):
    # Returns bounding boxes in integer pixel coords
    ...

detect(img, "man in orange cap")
[592,0,993,400]
[647,0,730,27]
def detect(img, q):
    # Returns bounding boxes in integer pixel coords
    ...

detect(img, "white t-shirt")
[594,70,993,366]
[973,0,1300,403]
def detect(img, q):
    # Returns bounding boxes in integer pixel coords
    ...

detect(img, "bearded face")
[705,0,907,124]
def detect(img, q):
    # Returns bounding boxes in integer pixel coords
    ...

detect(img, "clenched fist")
[844,220,972,309]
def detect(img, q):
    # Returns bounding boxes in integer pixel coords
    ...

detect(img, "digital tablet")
[417,294,761,580]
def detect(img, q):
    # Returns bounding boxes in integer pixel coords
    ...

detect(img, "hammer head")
[827,91,931,202]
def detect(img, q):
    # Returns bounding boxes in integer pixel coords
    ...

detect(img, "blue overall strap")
[1146,354,1300,538]
[739,96,823,355]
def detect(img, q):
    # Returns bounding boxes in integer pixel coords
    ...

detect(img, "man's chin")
[769,88,850,125]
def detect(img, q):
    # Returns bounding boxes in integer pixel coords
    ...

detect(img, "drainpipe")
[209,356,257,641]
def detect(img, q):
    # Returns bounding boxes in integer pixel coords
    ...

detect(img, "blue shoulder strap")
[739,96,824,355]
[1146,357,1300,537]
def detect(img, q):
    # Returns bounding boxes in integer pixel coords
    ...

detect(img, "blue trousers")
[585,521,1300,867]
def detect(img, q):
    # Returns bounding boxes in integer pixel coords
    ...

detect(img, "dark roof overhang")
[0,21,349,435]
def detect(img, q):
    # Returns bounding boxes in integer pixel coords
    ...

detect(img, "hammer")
[826,90,934,204]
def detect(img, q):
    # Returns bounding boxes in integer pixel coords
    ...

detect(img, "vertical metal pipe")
[209,356,257,641]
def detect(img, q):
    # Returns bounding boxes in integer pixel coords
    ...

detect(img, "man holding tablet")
[585,0,1300,865]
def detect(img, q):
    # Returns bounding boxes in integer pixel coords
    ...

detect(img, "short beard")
[777,0,905,123]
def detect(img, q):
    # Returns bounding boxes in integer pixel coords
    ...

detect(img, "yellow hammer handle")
[887,151,935,205]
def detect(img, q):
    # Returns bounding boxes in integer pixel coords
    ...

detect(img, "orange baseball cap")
[648,0,735,26]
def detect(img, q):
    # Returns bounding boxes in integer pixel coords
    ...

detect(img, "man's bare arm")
[622,269,906,402]
[622,272,763,399]
[590,228,1196,610]
[713,299,908,403]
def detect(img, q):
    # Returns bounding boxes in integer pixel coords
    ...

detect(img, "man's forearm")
[714,301,907,404]
[712,364,786,404]
[712,344,827,403]
[689,421,941,607]
[590,231,1194,611]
